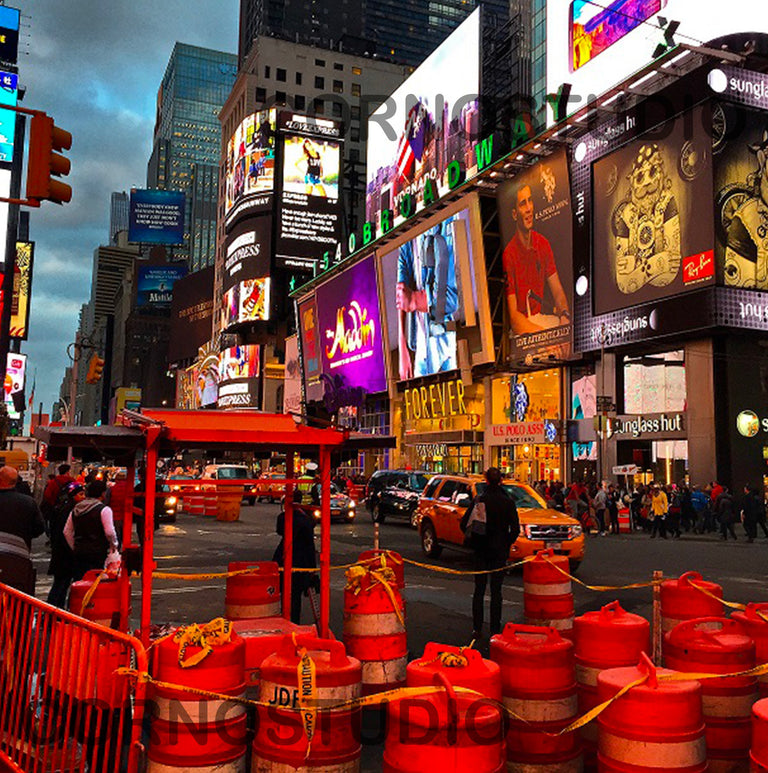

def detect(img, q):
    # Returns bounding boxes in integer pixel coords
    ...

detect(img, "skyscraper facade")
[147,44,238,271]
[109,191,129,244]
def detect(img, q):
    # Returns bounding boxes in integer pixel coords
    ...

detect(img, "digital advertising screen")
[315,255,387,394]
[9,241,33,339]
[128,189,185,245]
[497,149,574,360]
[4,351,25,419]
[283,335,302,415]
[0,71,18,164]
[592,108,714,315]
[547,0,758,125]
[297,297,323,403]
[224,109,276,226]
[276,113,343,271]
[0,7,20,65]
[365,8,480,233]
[571,373,597,461]
[218,344,261,409]
[169,266,214,363]
[220,278,271,330]
[136,264,188,309]
[380,207,481,382]
[222,216,271,293]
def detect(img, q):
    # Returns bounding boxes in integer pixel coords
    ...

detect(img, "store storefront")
[487,369,564,483]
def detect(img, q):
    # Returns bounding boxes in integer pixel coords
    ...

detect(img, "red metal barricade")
[0,582,148,772]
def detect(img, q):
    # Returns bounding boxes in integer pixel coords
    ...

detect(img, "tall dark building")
[239,0,508,68]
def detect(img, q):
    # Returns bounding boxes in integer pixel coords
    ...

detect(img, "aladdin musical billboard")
[315,255,387,394]
[497,149,573,360]
[365,8,480,234]
[592,107,714,315]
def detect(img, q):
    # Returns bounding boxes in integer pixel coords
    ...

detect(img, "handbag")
[465,501,487,537]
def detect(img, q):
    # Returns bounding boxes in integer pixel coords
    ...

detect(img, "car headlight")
[313,509,321,518]
[349,500,356,508]
[570,524,583,538]
[347,509,355,519]
[166,496,178,506]
[523,525,534,539]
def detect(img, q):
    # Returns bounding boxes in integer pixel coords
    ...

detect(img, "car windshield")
[410,474,429,491]
[475,482,544,509]
[218,467,248,479]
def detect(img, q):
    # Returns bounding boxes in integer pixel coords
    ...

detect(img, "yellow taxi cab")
[256,471,285,503]
[416,474,585,571]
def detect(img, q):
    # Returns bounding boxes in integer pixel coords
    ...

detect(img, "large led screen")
[547,0,758,125]
[315,256,387,394]
[497,149,573,360]
[592,108,714,315]
[128,189,185,245]
[10,241,33,339]
[136,264,188,309]
[4,351,24,420]
[218,344,260,409]
[297,297,323,403]
[380,208,479,381]
[224,109,276,225]
[276,113,343,271]
[0,71,18,163]
[365,8,480,233]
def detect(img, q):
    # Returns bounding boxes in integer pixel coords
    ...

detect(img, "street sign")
[612,464,639,476]
[596,395,616,413]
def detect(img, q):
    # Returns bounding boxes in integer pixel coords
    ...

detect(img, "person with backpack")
[460,468,520,640]
[41,463,75,538]
[46,481,84,608]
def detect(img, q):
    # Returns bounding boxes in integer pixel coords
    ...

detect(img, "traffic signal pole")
[67,331,80,463]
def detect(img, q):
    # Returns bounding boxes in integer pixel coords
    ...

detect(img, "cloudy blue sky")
[16,0,237,418]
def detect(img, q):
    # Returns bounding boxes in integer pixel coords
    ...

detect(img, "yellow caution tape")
[345,563,406,628]
[173,618,233,668]
[79,571,108,616]
[399,555,534,576]
[153,566,264,581]
[689,580,768,625]
[295,637,317,759]
[541,554,660,592]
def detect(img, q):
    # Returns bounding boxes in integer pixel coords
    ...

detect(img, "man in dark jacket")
[0,465,45,593]
[742,485,768,542]
[716,486,738,541]
[460,468,520,639]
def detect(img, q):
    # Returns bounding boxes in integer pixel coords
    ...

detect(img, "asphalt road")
[29,502,768,771]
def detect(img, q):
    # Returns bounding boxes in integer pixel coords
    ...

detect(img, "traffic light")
[26,111,72,205]
[86,353,105,384]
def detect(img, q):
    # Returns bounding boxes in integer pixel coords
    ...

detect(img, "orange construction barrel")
[186,489,205,516]
[358,549,405,589]
[597,655,706,772]
[751,697,768,771]
[732,603,768,698]
[225,561,281,620]
[574,600,650,769]
[343,565,407,695]
[660,570,724,638]
[383,674,505,772]
[217,484,243,522]
[148,623,247,772]
[203,485,218,516]
[490,623,581,771]
[252,634,362,771]
[407,642,501,702]
[523,549,574,638]
[69,569,130,632]
[665,617,758,771]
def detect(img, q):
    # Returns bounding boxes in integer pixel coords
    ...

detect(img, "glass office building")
[147,44,237,270]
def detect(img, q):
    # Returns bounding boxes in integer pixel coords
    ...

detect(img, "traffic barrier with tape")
[660,571,724,638]
[69,568,130,632]
[490,623,582,772]
[186,490,205,515]
[252,633,362,771]
[573,600,650,770]
[752,697,768,771]
[358,549,405,589]
[524,549,574,638]
[203,485,218,517]
[732,603,768,699]
[597,654,706,772]
[224,561,281,620]
[665,617,758,772]
[148,620,248,772]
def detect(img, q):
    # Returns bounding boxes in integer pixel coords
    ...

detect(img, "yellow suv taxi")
[416,474,585,571]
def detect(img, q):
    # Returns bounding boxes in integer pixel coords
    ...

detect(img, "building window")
[350,148,359,162]
[295,94,306,110]
[276,67,286,82]
[332,102,343,117]
[255,87,266,102]
[352,66,362,75]
[333,79,343,93]
[315,58,326,67]
[351,128,359,142]
[314,75,325,89]
[333,62,343,71]
[276,91,287,103]
[264,65,271,78]
[296,72,302,85]
[313,97,324,114]
[351,83,361,97]
[351,106,360,120]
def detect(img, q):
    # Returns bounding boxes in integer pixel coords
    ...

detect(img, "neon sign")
[325,301,376,364]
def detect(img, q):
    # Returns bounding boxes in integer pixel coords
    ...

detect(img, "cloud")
[14,0,238,416]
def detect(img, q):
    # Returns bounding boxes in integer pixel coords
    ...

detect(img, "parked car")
[365,469,430,526]
[415,474,585,571]
[202,464,258,505]
[256,471,285,503]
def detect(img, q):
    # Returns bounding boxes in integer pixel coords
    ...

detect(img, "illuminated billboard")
[276,113,343,271]
[297,297,323,403]
[0,7,20,65]
[365,8,480,232]
[128,189,185,245]
[169,266,215,363]
[9,241,33,339]
[0,71,18,164]
[4,351,24,419]
[497,149,573,361]
[224,109,276,226]
[592,106,714,315]
[136,264,188,309]
[315,256,387,394]
[547,0,759,124]
[380,204,487,382]
[283,335,302,415]
[218,344,260,409]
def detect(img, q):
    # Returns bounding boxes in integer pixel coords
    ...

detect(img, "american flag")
[395,101,431,181]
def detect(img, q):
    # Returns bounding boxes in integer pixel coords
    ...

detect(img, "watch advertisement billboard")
[592,108,714,315]
[4,352,24,420]
[128,189,185,245]
[169,266,214,363]
[218,344,261,409]
[315,255,387,394]
[497,149,573,360]
[546,0,758,125]
[298,297,323,403]
[10,241,33,339]
[276,114,343,272]
[380,206,481,382]
[136,264,188,310]
[0,71,18,164]
[365,8,480,233]
[224,109,276,226]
